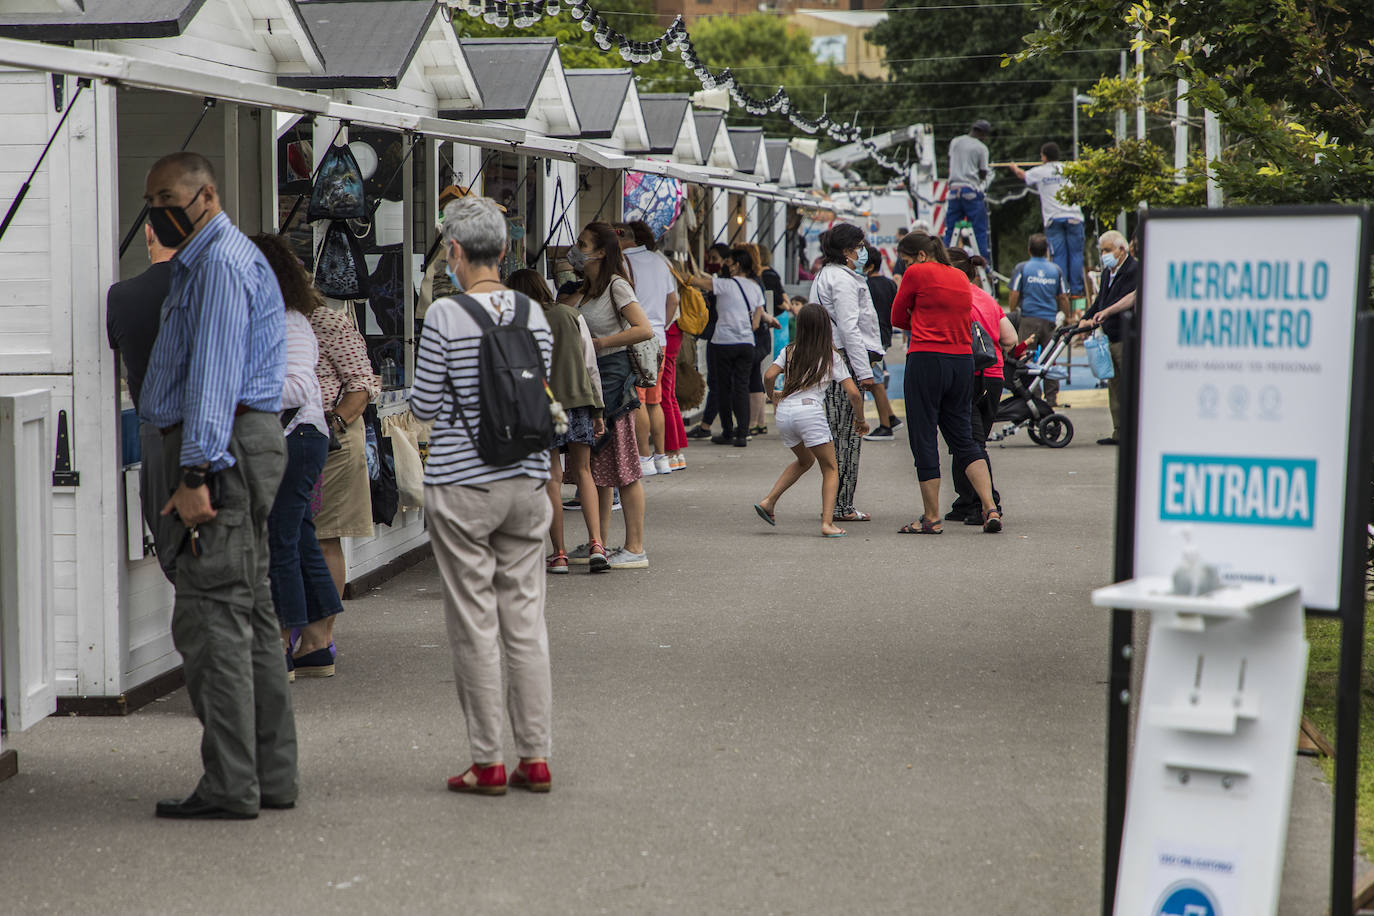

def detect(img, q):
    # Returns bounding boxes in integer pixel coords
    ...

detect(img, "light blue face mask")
[1100,251,1118,271]
[445,262,464,293]
[853,247,869,272]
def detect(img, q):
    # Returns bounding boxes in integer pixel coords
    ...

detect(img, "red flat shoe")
[508,759,552,793]
[447,763,507,796]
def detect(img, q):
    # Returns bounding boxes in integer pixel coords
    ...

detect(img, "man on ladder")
[942,119,994,273]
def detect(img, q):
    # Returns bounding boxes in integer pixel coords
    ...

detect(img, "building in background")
[787,9,888,79]
[653,0,886,28]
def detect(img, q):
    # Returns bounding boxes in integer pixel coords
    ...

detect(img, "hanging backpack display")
[363,404,399,526]
[448,293,555,467]
[314,220,370,300]
[307,142,367,222]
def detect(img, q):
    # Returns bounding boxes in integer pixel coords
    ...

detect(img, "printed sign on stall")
[1133,210,1368,611]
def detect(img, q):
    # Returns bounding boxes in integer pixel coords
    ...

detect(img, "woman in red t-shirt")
[947,248,1018,524]
[889,231,1003,533]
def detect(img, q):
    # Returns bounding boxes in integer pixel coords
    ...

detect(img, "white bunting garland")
[444,0,908,174]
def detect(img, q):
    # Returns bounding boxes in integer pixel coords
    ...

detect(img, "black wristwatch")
[181,467,208,489]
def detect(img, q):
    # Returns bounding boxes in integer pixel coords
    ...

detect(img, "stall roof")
[791,149,817,187]
[638,93,692,155]
[0,0,208,39]
[0,0,325,72]
[450,37,555,119]
[564,69,633,140]
[728,126,765,175]
[764,139,797,187]
[282,0,434,89]
[0,34,523,149]
[693,110,722,160]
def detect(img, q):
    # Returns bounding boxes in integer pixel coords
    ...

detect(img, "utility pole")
[1174,73,1189,181]
[1117,51,1128,234]
[1072,85,1080,161]
[1204,109,1222,208]
[1135,45,1146,141]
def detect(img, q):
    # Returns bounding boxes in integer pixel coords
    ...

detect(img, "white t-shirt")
[772,347,851,407]
[577,276,638,355]
[1022,162,1084,223]
[710,276,763,346]
[623,246,674,347]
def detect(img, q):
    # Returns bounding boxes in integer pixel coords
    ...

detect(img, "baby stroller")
[988,324,1085,448]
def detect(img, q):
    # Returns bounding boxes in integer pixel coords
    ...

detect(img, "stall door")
[0,390,55,732]
[0,72,76,375]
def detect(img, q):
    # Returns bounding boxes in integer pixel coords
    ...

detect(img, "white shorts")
[775,398,833,449]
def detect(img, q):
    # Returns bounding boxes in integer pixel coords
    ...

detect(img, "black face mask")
[148,186,208,248]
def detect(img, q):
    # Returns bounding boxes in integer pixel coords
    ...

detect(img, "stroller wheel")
[1026,423,1044,445]
[1036,414,1074,448]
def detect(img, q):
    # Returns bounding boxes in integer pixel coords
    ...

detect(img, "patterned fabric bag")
[307,142,367,222]
[314,220,370,300]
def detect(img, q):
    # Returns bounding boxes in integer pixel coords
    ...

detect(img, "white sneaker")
[606,547,649,569]
[639,455,658,477]
[653,454,672,475]
[669,455,686,471]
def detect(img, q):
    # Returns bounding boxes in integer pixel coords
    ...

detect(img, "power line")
[719,47,1126,71]
[587,2,1038,16]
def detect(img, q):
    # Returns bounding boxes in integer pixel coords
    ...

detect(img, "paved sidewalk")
[0,406,1335,914]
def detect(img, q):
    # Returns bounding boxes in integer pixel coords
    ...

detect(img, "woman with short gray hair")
[410,194,558,796]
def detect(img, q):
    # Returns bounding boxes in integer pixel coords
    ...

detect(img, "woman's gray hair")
[441,195,507,266]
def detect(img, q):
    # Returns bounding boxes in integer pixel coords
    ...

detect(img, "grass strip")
[1303,616,1374,853]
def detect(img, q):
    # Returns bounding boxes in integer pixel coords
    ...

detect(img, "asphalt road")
[0,404,1337,914]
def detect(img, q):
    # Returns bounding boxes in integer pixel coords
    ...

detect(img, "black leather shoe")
[260,797,296,810]
[155,793,257,820]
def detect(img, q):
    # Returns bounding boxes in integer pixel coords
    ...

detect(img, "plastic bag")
[1084,330,1115,381]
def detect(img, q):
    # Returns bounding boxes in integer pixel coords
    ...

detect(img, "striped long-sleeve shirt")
[409,290,554,486]
[281,310,327,437]
[140,212,285,470]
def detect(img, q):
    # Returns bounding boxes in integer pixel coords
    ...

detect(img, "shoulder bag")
[614,278,662,387]
[971,319,998,372]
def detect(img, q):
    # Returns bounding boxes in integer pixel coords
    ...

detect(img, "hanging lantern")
[545,0,560,13]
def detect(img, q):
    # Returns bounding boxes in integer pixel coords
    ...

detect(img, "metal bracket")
[52,410,79,487]
[52,73,65,112]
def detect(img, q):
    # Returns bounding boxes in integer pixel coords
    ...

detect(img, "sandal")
[753,503,776,526]
[833,510,871,523]
[749,425,768,436]
[982,509,1003,534]
[547,551,570,574]
[898,517,943,534]
[823,528,847,538]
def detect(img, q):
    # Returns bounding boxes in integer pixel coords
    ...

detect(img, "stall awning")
[0,36,525,150]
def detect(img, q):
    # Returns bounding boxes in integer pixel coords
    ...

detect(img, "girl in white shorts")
[753,303,869,536]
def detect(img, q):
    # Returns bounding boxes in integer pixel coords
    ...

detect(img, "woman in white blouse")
[808,224,883,523]
[251,235,343,681]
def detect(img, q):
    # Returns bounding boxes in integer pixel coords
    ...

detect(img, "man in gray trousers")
[138,151,297,819]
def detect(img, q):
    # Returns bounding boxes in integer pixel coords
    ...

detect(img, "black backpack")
[449,293,554,467]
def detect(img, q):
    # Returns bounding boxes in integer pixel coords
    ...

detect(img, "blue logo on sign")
[1155,881,1220,916]
[1160,453,1316,528]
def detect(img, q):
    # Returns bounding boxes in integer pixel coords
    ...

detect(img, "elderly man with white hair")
[1080,229,1139,445]
[409,195,557,797]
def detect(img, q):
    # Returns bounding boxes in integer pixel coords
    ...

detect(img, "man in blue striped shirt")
[138,152,297,820]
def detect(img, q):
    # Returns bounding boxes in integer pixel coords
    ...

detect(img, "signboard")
[1133,210,1368,611]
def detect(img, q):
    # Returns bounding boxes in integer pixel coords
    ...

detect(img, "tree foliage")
[1018,0,1374,204]
[456,9,869,147]
[866,0,1122,265]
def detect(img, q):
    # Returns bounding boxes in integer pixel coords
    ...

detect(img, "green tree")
[455,8,869,153]
[867,0,1123,266]
[1018,0,1374,204]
